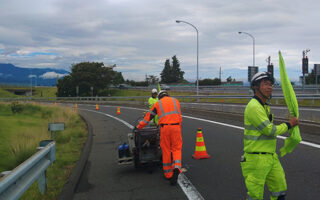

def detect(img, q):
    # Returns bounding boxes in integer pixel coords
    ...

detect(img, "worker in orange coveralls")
[135,90,182,185]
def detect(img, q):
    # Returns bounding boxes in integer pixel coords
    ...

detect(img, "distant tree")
[305,69,320,84]
[199,78,221,86]
[145,75,159,85]
[160,55,185,83]
[226,76,236,83]
[161,59,172,83]
[56,62,123,97]
[56,75,75,97]
[171,55,185,82]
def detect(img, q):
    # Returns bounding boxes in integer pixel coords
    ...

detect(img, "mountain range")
[0,63,69,86]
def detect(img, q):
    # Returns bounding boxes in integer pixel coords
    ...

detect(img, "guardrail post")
[38,171,47,194]
[37,140,54,194]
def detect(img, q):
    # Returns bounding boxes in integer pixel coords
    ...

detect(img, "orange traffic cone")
[96,104,99,110]
[192,128,210,159]
[117,106,121,115]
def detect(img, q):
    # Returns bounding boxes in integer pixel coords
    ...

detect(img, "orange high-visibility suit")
[137,96,182,179]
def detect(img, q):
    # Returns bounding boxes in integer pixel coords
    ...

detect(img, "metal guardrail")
[0,94,319,106]
[1,94,320,101]
[0,140,55,200]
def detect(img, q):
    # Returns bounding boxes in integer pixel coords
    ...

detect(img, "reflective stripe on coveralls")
[137,96,182,179]
[244,98,288,153]
[158,98,181,119]
[158,97,182,179]
[160,125,182,179]
[242,97,288,199]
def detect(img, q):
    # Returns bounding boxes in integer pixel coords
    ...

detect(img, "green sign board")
[48,123,65,131]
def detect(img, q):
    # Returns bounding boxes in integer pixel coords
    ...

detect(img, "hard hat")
[251,72,274,89]
[158,90,168,99]
[151,88,158,94]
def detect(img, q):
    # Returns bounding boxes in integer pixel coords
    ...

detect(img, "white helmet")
[151,88,158,94]
[251,72,274,89]
[158,90,168,99]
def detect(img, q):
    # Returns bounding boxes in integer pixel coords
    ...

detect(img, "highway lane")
[73,104,320,199]
[182,102,320,123]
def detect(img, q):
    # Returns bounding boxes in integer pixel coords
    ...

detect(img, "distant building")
[314,64,320,75]
[248,66,259,82]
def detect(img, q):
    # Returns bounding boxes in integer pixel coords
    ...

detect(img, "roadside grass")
[0,102,87,200]
[0,86,57,98]
[33,87,57,98]
[0,88,18,98]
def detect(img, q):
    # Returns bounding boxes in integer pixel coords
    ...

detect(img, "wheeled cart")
[118,126,162,168]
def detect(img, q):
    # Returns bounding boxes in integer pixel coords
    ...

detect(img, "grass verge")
[0,102,87,200]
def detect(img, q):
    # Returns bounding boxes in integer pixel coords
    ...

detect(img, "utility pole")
[219,66,222,81]
[266,56,271,66]
[302,49,310,91]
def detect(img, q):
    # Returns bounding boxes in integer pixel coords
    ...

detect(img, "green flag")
[279,51,302,157]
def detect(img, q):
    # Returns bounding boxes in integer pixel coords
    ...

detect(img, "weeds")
[0,102,87,200]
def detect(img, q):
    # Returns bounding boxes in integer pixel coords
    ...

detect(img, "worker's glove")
[133,126,138,132]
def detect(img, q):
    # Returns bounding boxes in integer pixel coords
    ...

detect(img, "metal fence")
[0,140,55,200]
[1,94,319,105]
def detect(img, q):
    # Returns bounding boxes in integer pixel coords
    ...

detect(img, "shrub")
[11,102,23,114]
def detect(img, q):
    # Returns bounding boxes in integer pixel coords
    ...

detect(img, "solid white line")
[178,173,205,200]
[182,102,320,112]
[79,107,204,200]
[78,105,320,200]
[79,108,134,129]
[81,104,320,149]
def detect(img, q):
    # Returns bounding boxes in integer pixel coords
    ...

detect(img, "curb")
[58,113,93,200]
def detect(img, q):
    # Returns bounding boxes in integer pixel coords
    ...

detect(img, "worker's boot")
[170,168,180,185]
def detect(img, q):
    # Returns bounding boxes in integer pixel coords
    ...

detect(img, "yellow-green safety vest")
[244,97,288,153]
[148,97,158,109]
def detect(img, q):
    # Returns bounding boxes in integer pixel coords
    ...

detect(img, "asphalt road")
[72,104,320,200]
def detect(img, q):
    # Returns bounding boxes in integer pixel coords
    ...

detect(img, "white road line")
[182,102,320,111]
[79,107,204,200]
[80,108,134,129]
[96,104,320,149]
[178,173,205,200]
[78,104,320,200]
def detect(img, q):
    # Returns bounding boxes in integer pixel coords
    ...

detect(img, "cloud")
[0,0,319,81]
[39,72,68,79]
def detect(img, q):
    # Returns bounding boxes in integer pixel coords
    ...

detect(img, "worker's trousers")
[241,152,287,200]
[160,125,182,179]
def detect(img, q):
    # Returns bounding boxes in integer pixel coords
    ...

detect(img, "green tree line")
[57,62,124,97]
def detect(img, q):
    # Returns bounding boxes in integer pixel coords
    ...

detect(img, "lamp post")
[238,31,255,68]
[176,20,199,96]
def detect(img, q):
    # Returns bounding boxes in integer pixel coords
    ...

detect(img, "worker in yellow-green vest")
[148,88,159,125]
[241,72,299,200]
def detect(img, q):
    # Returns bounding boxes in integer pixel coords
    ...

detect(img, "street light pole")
[176,20,199,97]
[238,31,255,67]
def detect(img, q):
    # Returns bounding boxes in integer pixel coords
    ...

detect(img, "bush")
[11,102,23,114]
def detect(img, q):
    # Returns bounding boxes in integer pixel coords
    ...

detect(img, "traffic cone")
[96,104,99,110]
[117,106,121,115]
[192,128,210,159]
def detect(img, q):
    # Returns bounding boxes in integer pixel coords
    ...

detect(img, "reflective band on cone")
[192,128,210,159]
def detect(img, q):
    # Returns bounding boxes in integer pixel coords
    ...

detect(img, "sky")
[0,0,320,83]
